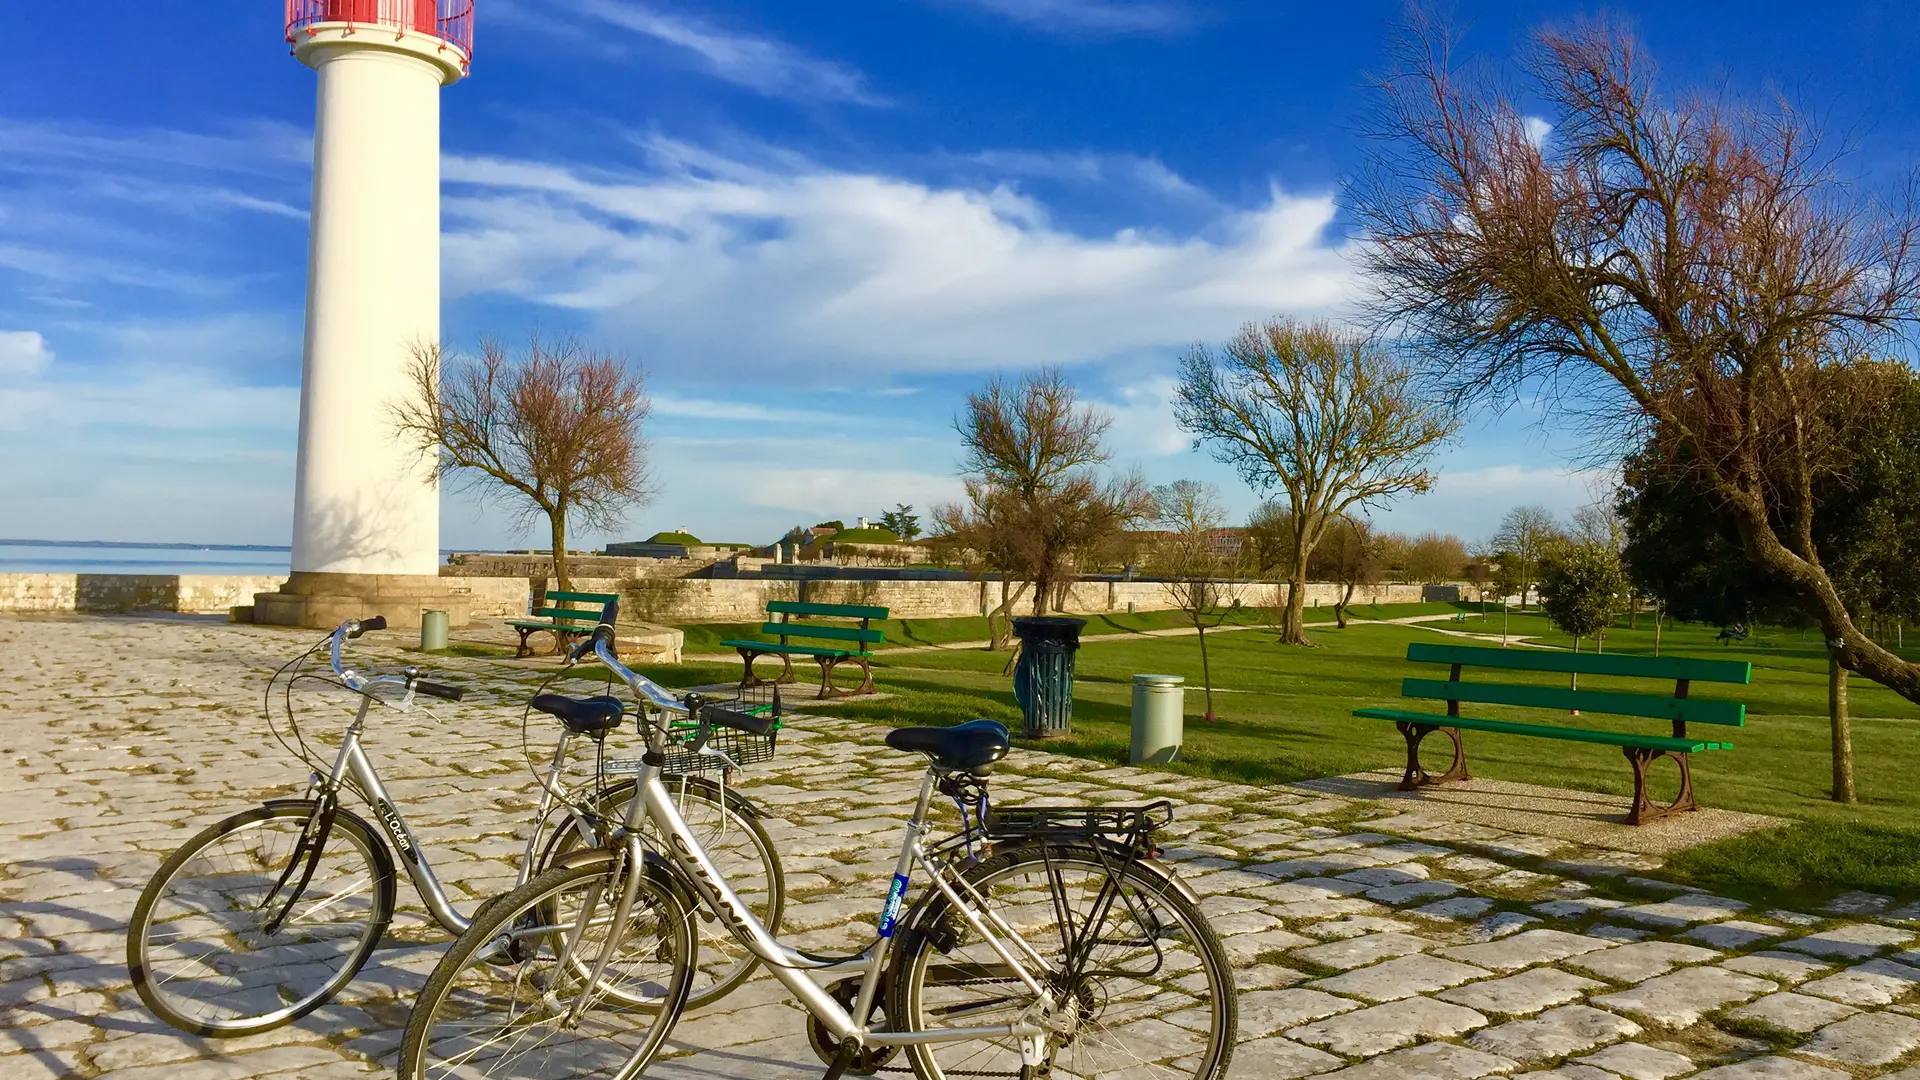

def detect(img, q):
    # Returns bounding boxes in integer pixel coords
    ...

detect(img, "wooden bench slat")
[757,621,885,644]
[1400,678,1746,727]
[720,639,865,659]
[1355,708,1733,753]
[767,599,891,621]
[1405,642,1752,684]
[528,608,604,621]
[543,591,620,604]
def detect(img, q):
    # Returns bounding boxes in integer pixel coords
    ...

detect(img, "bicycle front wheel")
[542,775,783,1010]
[399,859,696,1080]
[891,845,1236,1080]
[127,801,395,1036]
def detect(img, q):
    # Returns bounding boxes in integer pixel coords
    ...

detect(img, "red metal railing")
[286,0,474,69]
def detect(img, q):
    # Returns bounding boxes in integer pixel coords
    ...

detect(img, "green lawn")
[645,605,1920,904]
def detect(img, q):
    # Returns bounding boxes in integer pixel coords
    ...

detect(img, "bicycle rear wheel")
[127,801,395,1036]
[398,858,695,1080]
[890,844,1236,1080]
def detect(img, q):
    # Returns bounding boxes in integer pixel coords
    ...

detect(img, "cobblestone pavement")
[6,614,1920,1080]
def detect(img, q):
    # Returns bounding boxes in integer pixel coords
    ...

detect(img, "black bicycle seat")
[531,694,625,736]
[885,719,1011,774]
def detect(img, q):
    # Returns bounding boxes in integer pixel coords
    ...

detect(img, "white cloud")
[731,467,966,515]
[652,395,845,424]
[0,330,52,378]
[965,150,1207,200]
[574,0,886,105]
[440,143,1353,379]
[1371,463,1606,541]
[942,0,1189,34]
[1522,116,1553,149]
[1099,376,1189,457]
[0,369,296,433]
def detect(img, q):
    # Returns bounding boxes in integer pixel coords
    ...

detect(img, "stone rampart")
[0,573,1450,622]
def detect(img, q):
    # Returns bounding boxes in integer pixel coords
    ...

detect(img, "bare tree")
[1310,517,1385,628]
[1149,480,1244,721]
[936,368,1151,644]
[393,335,652,593]
[1354,15,1920,703]
[1175,318,1458,644]
[1403,531,1469,584]
[1491,506,1563,609]
[1241,500,1297,577]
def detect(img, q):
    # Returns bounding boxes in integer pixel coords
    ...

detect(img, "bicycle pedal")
[818,1037,859,1080]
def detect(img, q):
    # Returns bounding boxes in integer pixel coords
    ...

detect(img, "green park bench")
[721,600,889,699]
[1354,642,1753,825]
[507,589,618,658]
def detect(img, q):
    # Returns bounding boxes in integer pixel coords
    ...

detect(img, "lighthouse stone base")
[251,571,472,630]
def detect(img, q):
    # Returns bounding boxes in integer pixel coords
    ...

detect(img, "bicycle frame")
[307,685,597,937]
[628,757,1053,1050]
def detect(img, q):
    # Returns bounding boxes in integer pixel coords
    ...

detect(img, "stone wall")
[442,553,718,580]
[0,573,1449,621]
[0,574,290,615]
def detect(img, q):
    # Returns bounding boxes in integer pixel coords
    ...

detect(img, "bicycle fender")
[260,800,399,906]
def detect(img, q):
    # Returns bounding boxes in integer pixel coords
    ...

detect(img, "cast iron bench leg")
[738,647,795,688]
[816,655,875,699]
[1396,721,1470,789]
[1623,747,1698,825]
[515,626,537,659]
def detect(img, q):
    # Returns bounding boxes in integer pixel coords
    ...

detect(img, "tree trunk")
[988,578,1029,650]
[1628,595,1638,630]
[1830,651,1857,803]
[548,506,571,593]
[1725,488,1920,705]
[1335,580,1356,630]
[1198,622,1216,721]
[1653,604,1663,657]
[1281,546,1310,645]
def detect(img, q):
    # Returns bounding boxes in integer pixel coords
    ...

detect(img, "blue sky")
[3,1,1917,550]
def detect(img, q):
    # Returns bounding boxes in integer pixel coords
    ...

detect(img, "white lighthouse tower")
[255,1,474,629]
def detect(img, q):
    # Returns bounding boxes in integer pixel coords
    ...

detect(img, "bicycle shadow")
[0,853,444,1075]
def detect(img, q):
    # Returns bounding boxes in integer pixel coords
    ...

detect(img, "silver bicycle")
[398,623,1237,1080]
[127,615,781,1037]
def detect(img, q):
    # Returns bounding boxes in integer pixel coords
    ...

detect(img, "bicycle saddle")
[885,719,1011,774]
[531,693,625,736]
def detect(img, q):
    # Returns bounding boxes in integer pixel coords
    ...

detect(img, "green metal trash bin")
[1130,674,1185,764]
[420,609,449,651]
[1011,616,1086,739]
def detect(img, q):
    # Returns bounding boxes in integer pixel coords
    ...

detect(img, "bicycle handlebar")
[322,616,465,705]
[413,680,465,701]
[580,623,682,710]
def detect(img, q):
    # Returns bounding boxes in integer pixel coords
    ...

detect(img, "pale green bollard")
[1130,674,1185,765]
[420,609,449,651]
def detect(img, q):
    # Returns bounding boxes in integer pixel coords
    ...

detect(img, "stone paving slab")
[4,614,1920,1080]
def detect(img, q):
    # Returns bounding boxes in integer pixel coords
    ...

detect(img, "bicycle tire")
[541,775,784,1009]
[127,801,395,1037]
[397,859,696,1080]
[889,843,1236,1080]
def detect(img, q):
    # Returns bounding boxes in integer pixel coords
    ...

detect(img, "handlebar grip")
[351,615,387,638]
[414,680,465,702]
[570,623,616,662]
[702,703,776,736]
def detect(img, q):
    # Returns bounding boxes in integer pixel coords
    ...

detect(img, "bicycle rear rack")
[982,799,1175,840]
